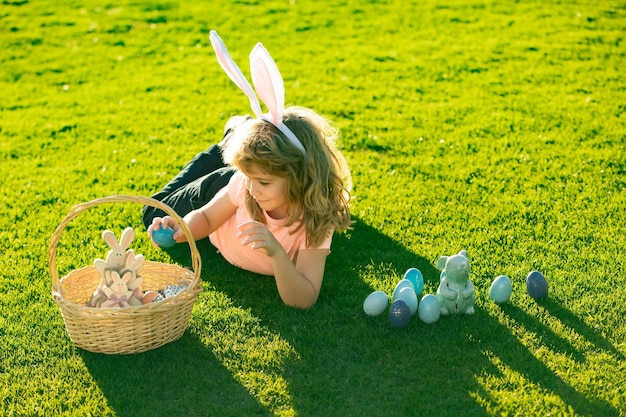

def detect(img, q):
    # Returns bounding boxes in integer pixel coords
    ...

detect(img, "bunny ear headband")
[209,30,307,156]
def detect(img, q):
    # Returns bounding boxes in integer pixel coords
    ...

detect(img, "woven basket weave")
[49,195,202,354]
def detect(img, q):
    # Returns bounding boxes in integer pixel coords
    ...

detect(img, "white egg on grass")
[489,275,512,304]
[363,290,389,317]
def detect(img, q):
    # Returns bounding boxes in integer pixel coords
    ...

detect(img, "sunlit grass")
[1,0,625,415]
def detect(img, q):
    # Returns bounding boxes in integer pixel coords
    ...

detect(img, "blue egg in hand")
[152,226,176,248]
[388,299,411,328]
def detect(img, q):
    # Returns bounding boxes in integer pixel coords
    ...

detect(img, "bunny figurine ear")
[209,30,307,156]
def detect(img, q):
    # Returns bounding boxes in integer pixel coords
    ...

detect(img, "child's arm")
[238,222,326,308]
[266,247,328,309]
[149,187,236,243]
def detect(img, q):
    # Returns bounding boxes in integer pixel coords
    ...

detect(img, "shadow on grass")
[80,337,272,417]
[81,217,621,416]
[541,298,625,361]
[471,304,619,416]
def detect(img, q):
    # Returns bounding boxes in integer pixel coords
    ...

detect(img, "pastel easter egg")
[489,275,512,304]
[526,271,548,300]
[363,290,389,317]
[396,286,418,316]
[392,279,414,300]
[142,291,159,304]
[403,268,424,295]
[418,294,441,324]
[388,299,411,328]
[152,226,176,248]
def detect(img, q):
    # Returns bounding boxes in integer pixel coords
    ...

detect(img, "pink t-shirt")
[209,171,333,276]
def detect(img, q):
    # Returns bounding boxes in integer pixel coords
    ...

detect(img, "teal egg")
[403,268,424,295]
[396,287,418,315]
[489,275,512,304]
[363,290,389,317]
[418,294,440,324]
[152,226,176,248]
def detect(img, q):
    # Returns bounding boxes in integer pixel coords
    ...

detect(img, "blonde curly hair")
[222,106,351,248]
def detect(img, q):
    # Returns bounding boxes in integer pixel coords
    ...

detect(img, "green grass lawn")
[1,0,625,415]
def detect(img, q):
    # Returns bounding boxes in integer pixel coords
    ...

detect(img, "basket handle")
[48,195,201,290]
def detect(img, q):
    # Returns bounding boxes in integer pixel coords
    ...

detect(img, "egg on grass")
[392,279,414,300]
[526,271,548,300]
[489,275,512,304]
[363,290,389,317]
[403,268,424,295]
[418,294,440,324]
[395,286,418,316]
[388,299,411,328]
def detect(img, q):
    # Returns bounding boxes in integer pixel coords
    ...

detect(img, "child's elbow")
[284,294,318,310]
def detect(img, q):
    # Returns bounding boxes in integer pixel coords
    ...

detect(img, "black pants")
[142,144,236,228]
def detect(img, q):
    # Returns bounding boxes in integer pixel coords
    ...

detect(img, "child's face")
[244,165,289,220]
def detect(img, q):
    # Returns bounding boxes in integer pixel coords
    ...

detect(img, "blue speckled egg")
[526,271,548,300]
[388,300,411,328]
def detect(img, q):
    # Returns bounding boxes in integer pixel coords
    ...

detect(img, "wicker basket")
[49,195,202,354]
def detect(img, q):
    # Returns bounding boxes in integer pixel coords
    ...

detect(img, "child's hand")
[237,221,282,257]
[148,216,184,247]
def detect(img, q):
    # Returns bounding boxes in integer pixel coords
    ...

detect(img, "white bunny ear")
[249,42,307,155]
[210,30,307,156]
[210,30,263,119]
[119,227,134,250]
[250,43,284,126]
[120,271,132,284]
[102,230,119,249]
[126,253,145,271]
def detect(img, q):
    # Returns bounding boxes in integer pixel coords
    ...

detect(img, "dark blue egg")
[388,299,411,328]
[152,226,176,248]
[526,271,548,300]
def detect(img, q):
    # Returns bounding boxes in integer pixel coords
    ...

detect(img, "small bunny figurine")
[435,250,476,315]
[101,270,133,308]
[88,227,145,308]
[88,252,145,307]
[100,227,135,270]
